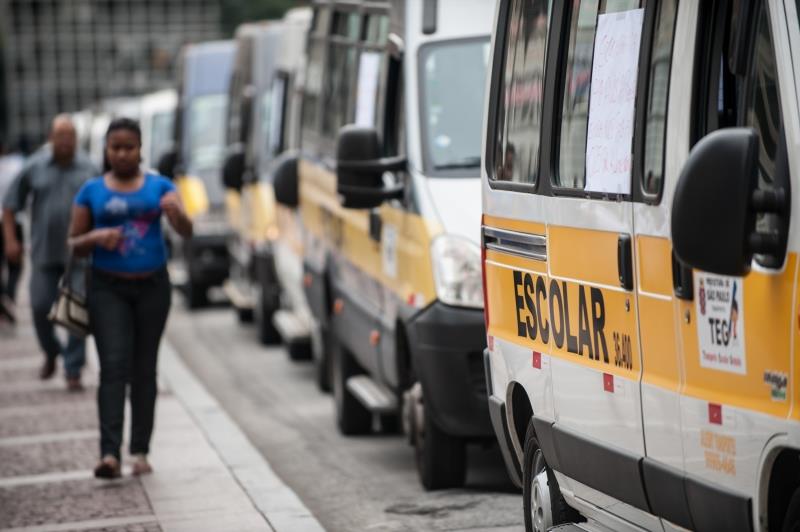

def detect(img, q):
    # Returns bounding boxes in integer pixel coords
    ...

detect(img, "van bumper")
[406,302,493,439]
[186,232,231,286]
[485,350,523,487]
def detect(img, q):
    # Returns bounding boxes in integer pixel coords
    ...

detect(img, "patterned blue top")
[74,173,176,274]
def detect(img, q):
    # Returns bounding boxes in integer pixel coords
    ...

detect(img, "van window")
[262,77,286,159]
[302,39,325,139]
[557,0,642,189]
[641,0,678,196]
[491,0,551,184]
[363,14,389,45]
[420,39,491,174]
[322,11,360,138]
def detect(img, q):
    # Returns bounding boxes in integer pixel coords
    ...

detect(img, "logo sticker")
[695,273,746,375]
[763,371,788,401]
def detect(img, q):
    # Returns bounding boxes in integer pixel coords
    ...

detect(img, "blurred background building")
[0,0,299,151]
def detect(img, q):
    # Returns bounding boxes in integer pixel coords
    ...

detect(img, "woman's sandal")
[94,455,121,479]
[131,454,152,476]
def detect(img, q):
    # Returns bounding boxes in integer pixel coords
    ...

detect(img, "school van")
[278,0,495,489]
[139,89,177,173]
[221,9,312,346]
[482,1,800,531]
[158,40,236,307]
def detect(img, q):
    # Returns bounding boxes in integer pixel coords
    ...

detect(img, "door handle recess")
[369,211,382,242]
[618,234,633,290]
[672,251,693,300]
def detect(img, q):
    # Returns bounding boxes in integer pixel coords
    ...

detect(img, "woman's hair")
[106,117,142,144]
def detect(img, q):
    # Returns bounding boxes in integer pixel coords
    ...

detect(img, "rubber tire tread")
[416,406,467,490]
[522,420,578,532]
[783,488,800,532]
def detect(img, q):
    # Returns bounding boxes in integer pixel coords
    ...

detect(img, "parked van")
[277,0,495,489]
[222,9,312,346]
[482,1,800,531]
[139,89,177,172]
[159,40,236,307]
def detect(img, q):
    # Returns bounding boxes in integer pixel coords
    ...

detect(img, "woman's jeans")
[89,268,171,460]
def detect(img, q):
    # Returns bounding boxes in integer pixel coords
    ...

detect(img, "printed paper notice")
[355,52,382,127]
[696,273,747,375]
[585,9,644,194]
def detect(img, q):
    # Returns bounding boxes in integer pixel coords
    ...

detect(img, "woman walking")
[68,118,192,478]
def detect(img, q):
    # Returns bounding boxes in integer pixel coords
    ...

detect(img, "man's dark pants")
[89,268,171,460]
[30,265,85,378]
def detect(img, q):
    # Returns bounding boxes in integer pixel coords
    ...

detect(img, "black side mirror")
[222,144,246,191]
[336,125,406,210]
[273,153,299,208]
[157,148,178,180]
[672,128,782,276]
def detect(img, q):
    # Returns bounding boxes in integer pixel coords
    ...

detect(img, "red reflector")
[532,351,541,369]
[603,373,614,393]
[708,403,722,425]
[488,335,494,351]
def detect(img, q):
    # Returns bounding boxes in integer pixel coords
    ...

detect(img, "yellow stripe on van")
[548,226,620,287]
[175,175,209,219]
[483,215,545,236]
[636,235,673,296]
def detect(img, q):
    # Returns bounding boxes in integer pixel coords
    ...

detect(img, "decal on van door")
[695,272,747,375]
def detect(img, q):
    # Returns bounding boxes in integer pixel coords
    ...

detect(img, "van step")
[223,279,254,310]
[548,522,611,532]
[346,376,397,414]
[272,310,310,343]
[167,260,188,287]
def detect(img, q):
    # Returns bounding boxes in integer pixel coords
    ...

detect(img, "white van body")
[139,89,177,172]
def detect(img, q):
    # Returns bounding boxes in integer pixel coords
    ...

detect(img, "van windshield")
[187,93,227,173]
[419,38,490,176]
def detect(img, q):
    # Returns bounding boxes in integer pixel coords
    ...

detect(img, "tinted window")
[321,11,360,137]
[302,39,325,138]
[642,0,678,196]
[492,0,551,183]
[557,0,641,189]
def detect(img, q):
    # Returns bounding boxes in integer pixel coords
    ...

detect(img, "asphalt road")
[165,295,524,532]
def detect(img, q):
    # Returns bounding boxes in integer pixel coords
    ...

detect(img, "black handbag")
[48,256,90,338]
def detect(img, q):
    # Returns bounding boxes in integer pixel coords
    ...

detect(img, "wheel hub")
[530,469,553,532]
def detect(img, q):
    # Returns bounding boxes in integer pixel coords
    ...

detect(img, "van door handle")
[617,234,633,290]
[672,251,693,300]
[369,211,382,242]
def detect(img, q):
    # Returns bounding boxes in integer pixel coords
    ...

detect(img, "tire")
[415,397,467,490]
[254,283,280,345]
[287,337,312,361]
[186,281,208,309]
[331,334,371,435]
[236,306,254,323]
[783,488,800,532]
[523,421,578,532]
[314,325,332,392]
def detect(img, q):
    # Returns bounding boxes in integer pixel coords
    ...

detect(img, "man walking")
[0,141,24,322]
[2,115,99,390]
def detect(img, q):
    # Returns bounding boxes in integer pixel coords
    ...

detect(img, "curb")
[159,340,326,532]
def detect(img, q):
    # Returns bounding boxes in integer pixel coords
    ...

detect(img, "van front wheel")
[783,488,800,532]
[523,421,576,532]
[414,396,466,490]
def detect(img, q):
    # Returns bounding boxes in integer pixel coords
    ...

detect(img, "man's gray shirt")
[2,147,99,268]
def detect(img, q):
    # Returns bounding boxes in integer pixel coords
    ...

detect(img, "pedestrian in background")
[68,118,192,479]
[0,142,25,322]
[2,115,99,389]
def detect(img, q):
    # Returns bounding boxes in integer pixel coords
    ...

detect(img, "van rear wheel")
[523,421,576,532]
[332,335,371,435]
[313,325,332,392]
[186,281,208,309]
[254,283,280,345]
[414,394,466,490]
[783,488,800,532]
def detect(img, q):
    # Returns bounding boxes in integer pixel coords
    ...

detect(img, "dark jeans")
[89,267,171,460]
[30,265,85,377]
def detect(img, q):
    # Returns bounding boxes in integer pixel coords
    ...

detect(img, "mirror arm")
[752,188,787,214]
[749,232,781,255]
[338,183,404,201]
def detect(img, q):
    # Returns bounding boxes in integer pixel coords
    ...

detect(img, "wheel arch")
[765,445,800,531]
[507,381,534,466]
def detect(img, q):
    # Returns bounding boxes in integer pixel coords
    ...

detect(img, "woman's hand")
[92,227,123,250]
[160,192,192,238]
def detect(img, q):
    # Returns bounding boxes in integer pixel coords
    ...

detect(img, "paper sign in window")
[585,8,644,194]
[355,51,382,127]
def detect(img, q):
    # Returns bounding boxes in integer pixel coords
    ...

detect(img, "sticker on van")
[695,272,746,375]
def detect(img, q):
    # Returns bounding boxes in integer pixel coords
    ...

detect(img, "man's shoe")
[94,455,121,479]
[39,358,56,380]
[131,454,152,476]
[0,295,15,324]
[66,376,83,392]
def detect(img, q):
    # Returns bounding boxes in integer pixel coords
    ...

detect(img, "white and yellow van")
[222,10,312,346]
[139,89,177,173]
[482,1,800,531]
[279,0,495,490]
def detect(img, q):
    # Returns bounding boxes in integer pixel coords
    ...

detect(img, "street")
[166,295,523,532]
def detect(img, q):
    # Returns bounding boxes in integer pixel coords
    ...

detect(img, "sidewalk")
[0,293,324,532]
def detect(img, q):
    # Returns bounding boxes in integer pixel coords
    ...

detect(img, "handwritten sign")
[585,9,644,194]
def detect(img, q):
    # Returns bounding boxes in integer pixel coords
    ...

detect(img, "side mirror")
[222,144,246,191]
[273,153,299,208]
[671,128,786,276]
[157,148,178,180]
[336,125,406,210]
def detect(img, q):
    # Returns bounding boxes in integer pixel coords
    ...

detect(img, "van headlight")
[431,235,483,309]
